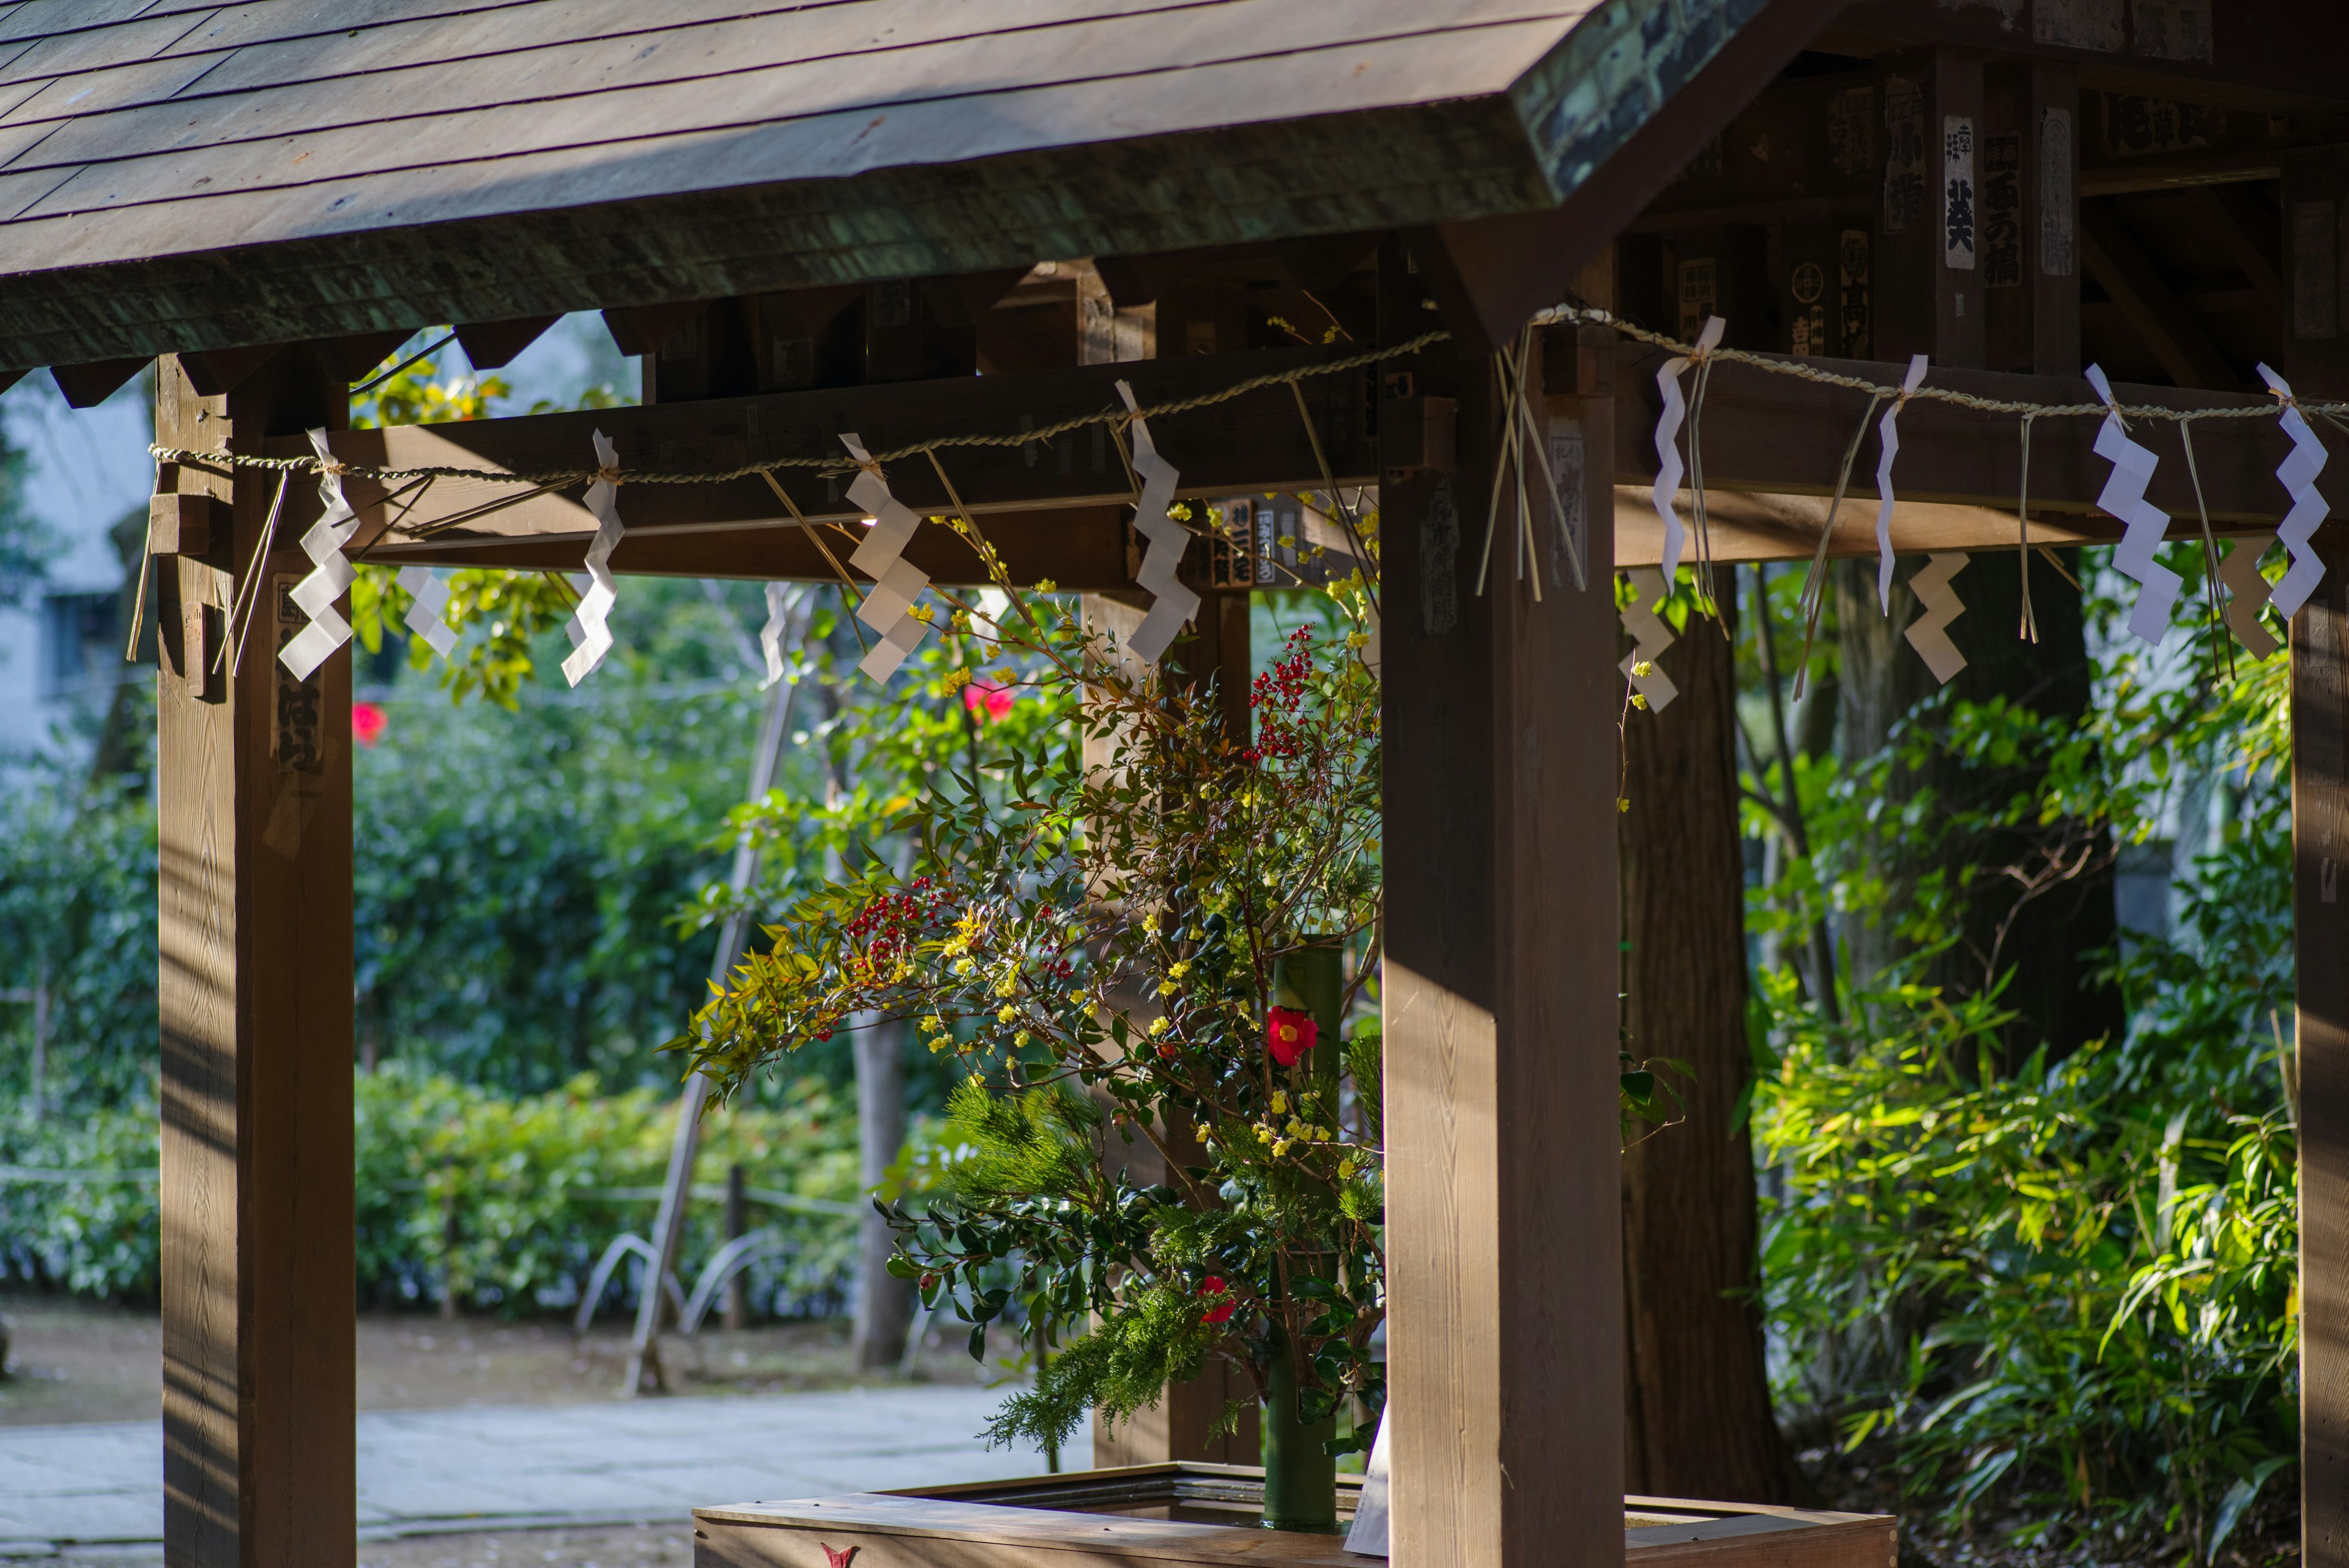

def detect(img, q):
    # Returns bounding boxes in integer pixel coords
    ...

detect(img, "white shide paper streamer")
[840,433,935,683]
[2085,365,2183,646]
[397,565,458,660]
[760,581,793,689]
[279,427,363,680]
[1114,380,1201,665]
[1872,354,1931,614]
[2217,539,2280,661]
[1650,316,1724,584]
[2255,363,2331,622]
[560,429,625,686]
[1904,551,1970,683]
[1617,567,1680,712]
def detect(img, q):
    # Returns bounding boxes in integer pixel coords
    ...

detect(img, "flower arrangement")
[677,519,1384,1531]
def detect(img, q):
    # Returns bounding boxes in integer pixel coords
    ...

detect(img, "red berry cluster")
[843,876,946,975]
[1240,629,1316,764]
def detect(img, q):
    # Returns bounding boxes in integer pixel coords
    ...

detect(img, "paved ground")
[0,1386,1088,1555]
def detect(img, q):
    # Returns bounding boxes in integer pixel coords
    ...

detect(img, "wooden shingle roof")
[0,0,1828,370]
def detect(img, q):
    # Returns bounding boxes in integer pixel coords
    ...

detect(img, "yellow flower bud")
[1148,1016,1170,1036]
[1631,693,1649,711]
[1157,980,1177,998]
[1270,1091,1288,1114]
[998,1004,1018,1024]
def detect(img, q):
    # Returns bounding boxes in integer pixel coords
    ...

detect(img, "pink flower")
[1267,1008,1316,1068]
[962,679,1015,722]
[351,701,388,747]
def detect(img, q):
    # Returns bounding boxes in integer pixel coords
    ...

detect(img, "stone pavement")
[0,1386,1088,1553]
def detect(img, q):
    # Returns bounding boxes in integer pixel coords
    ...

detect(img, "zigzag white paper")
[760,581,792,689]
[2085,365,2183,646]
[2255,363,2331,622]
[1650,316,1724,584]
[1873,355,1931,614]
[560,429,625,686]
[1114,381,1201,665]
[1617,567,1679,712]
[839,433,934,683]
[2217,538,2280,661]
[397,565,458,659]
[279,427,362,680]
[1904,552,1970,683]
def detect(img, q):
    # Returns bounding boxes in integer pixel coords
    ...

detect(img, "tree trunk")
[1619,577,1803,1503]
[1833,551,2122,1060]
[850,1013,911,1369]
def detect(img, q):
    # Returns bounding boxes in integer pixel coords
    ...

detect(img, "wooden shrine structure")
[0,2,2346,1566]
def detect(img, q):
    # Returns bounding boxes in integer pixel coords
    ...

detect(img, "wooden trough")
[693,1467,1894,1568]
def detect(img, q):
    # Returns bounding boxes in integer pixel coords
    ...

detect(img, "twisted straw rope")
[150,330,1452,488]
[150,310,2349,495]
[1535,305,2349,425]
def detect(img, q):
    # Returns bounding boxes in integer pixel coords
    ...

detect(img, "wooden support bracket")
[148,492,219,557]
[2079,199,2238,390]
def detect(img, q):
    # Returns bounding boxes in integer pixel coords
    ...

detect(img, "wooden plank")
[1381,288,1622,1568]
[1612,345,2295,521]
[0,0,1238,115]
[694,1482,1891,1568]
[4,9,1567,212]
[157,344,356,1568]
[1818,1,2349,114]
[281,344,1375,544]
[2029,61,2081,375]
[2299,530,2349,1568]
[1934,50,1986,370]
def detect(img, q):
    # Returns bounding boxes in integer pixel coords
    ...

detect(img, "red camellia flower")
[1266,1007,1316,1068]
[962,678,1015,723]
[351,701,388,747]
[1198,1276,1235,1325]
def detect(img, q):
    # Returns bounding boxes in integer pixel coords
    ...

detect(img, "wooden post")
[1381,249,1622,1565]
[156,347,355,1568]
[2027,62,2081,376]
[1933,50,1987,370]
[2299,532,2349,1568]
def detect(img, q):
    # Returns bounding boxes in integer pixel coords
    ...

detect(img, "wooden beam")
[2299,530,2349,1568]
[2030,62,2083,376]
[1820,2,2349,115]
[51,356,146,407]
[2080,199,2239,389]
[157,349,355,1568]
[1935,51,1988,370]
[1612,346,2294,523]
[1382,272,1622,1564]
[286,344,1376,557]
[453,316,560,371]
[366,504,1135,586]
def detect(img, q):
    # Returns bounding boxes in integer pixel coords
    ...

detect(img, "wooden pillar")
[1381,253,1622,1564]
[2299,532,2349,1568]
[1876,49,1986,368]
[156,349,355,1568]
[2027,62,2082,376]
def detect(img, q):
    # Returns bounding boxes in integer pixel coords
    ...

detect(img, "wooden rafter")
[2079,199,2238,390]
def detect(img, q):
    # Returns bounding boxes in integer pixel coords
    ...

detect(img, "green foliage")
[0,776,158,1113]
[0,1107,163,1297]
[1748,544,2298,1558]
[0,1065,861,1312]
[352,664,770,1092]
